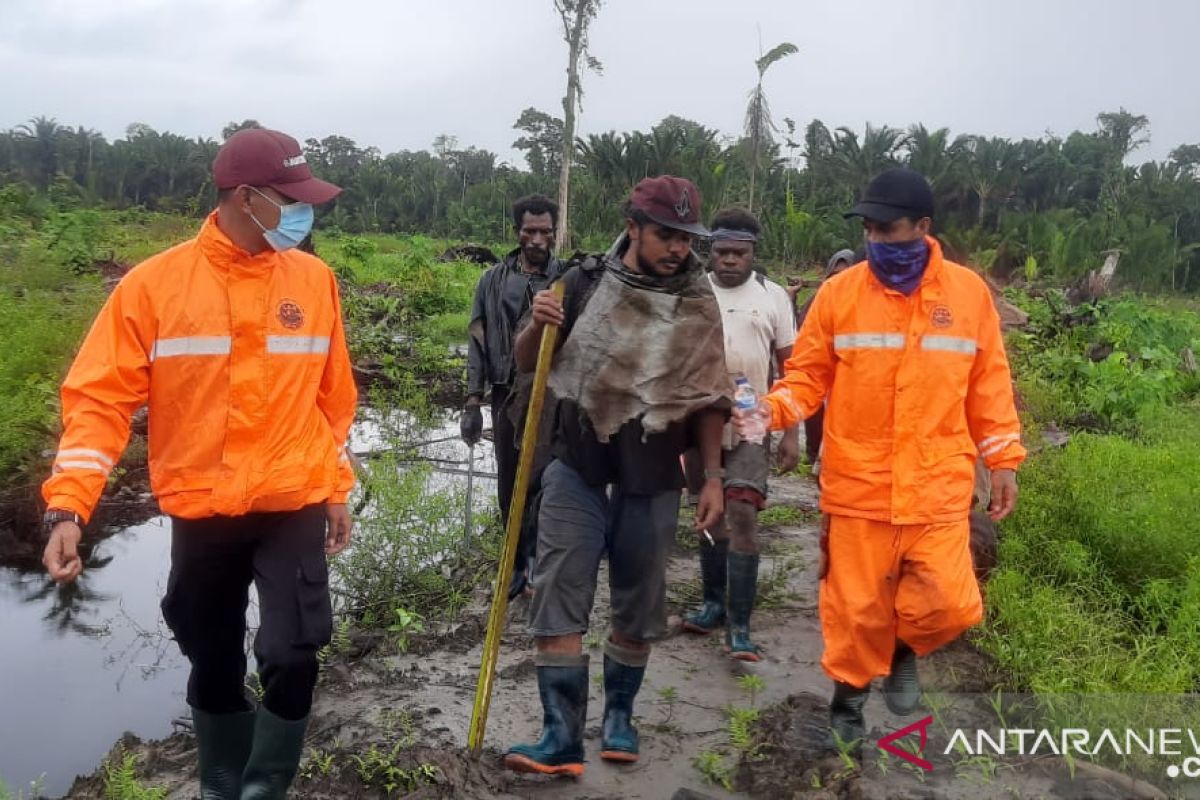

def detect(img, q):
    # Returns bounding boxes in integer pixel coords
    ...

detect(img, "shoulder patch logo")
[277,299,305,330]
[931,305,953,329]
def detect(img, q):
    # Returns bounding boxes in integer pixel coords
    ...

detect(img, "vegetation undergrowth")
[100,751,166,800]
[328,386,500,642]
[0,189,190,499]
[319,231,485,402]
[979,288,1200,699]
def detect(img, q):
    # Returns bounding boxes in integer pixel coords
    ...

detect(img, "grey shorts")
[724,440,769,498]
[528,459,681,641]
[683,440,770,500]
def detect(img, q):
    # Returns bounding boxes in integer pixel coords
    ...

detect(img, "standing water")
[0,411,497,797]
[0,517,187,797]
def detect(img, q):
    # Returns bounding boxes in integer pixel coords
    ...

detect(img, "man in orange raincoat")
[41,128,357,799]
[736,168,1025,753]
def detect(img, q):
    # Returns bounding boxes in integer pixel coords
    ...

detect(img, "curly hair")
[709,207,761,237]
[512,194,559,229]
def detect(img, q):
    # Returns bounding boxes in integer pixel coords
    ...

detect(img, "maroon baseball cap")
[213,128,341,204]
[630,175,709,237]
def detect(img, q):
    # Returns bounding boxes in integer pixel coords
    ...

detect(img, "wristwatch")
[704,468,726,480]
[43,508,83,536]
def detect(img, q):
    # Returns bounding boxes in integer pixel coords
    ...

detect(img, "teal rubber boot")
[883,641,921,715]
[504,657,588,777]
[192,706,255,800]
[239,707,309,800]
[683,538,728,634]
[600,642,647,763]
[726,552,761,662]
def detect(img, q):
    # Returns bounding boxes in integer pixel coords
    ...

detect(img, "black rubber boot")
[726,552,761,662]
[504,657,589,777]
[192,706,255,800]
[683,538,728,634]
[239,707,308,800]
[829,682,869,758]
[883,641,920,715]
[600,641,647,762]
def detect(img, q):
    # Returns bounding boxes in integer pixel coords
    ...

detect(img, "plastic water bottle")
[733,377,765,444]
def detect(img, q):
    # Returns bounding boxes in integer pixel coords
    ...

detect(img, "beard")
[639,254,684,278]
[522,244,550,265]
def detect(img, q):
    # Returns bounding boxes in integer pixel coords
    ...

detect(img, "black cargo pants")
[160,504,332,721]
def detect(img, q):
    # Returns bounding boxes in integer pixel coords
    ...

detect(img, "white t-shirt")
[707,272,797,397]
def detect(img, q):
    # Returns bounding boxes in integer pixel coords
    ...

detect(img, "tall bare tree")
[744,42,797,212]
[553,0,603,251]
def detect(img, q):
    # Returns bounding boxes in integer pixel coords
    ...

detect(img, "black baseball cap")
[845,168,934,223]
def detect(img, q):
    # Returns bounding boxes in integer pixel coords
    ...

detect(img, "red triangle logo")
[877,715,934,771]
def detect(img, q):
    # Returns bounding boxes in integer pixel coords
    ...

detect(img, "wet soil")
[58,472,1170,799]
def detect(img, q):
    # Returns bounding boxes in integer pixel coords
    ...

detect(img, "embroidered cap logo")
[674,188,692,221]
[282,154,307,168]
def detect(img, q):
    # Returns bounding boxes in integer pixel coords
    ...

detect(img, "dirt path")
[65,472,1166,799]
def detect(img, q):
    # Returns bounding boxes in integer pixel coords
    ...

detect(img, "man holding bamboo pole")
[502,176,732,777]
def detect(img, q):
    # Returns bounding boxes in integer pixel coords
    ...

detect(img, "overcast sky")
[1,0,1196,166]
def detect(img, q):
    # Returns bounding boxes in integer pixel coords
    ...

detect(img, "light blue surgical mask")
[249,187,314,251]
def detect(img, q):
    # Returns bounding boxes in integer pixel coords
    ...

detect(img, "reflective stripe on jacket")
[42,212,358,521]
[764,237,1025,524]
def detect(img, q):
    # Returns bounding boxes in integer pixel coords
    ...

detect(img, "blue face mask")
[249,188,314,252]
[866,238,930,295]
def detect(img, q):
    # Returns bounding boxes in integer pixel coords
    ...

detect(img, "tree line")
[2,108,1199,292]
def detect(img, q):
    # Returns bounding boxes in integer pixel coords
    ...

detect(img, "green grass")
[0,210,110,484]
[422,311,471,349]
[979,294,1200,696]
[978,405,1200,694]
[757,504,816,528]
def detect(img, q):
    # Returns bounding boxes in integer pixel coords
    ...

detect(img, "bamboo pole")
[467,281,565,753]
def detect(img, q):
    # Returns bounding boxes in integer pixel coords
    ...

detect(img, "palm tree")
[961,136,1021,226]
[744,42,798,212]
[74,127,106,196]
[903,125,960,187]
[833,123,903,191]
[15,115,62,189]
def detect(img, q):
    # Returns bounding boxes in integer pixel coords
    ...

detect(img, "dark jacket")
[466,249,565,398]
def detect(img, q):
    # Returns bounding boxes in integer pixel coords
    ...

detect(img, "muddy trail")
[60,472,1167,800]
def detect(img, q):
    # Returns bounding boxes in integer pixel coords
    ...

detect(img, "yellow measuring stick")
[467,280,565,754]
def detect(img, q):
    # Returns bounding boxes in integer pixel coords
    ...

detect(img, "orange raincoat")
[42,212,357,522]
[763,237,1025,686]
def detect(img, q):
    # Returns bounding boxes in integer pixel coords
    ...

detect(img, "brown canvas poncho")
[547,249,733,442]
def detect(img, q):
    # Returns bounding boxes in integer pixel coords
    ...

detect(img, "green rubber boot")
[683,538,728,634]
[726,552,761,662]
[239,707,309,800]
[192,706,255,800]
